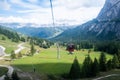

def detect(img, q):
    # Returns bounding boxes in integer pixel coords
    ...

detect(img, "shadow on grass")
[13,63,72,74]
[13,63,73,79]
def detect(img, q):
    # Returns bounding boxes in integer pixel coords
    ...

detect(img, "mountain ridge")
[53,0,120,42]
[0,23,76,39]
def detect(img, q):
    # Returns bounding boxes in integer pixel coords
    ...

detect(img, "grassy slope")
[0,34,19,53]
[12,46,112,76]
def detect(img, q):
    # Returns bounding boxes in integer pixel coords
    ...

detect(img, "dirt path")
[93,74,120,80]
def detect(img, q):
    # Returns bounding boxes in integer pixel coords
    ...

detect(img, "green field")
[0,34,19,53]
[0,67,8,77]
[12,46,112,76]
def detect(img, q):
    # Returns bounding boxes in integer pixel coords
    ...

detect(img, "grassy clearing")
[20,42,41,55]
[0,67,8,77]
[12,46,112,76]
[0,34,19,53]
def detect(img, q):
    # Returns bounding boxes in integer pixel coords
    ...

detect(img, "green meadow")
[12,46,112,76]
[0,34,19,53]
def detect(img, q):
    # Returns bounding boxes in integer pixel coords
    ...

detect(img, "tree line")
[0,26,20,42]
[60,40,120,56]
[64,52,120,79]
[60,41,93,50]
[0,26,53,48]
[94,41,120,55]
[28,37,53,49]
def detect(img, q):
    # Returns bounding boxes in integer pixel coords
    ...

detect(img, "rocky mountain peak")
[53,0,120,41]
[97,0,120,20]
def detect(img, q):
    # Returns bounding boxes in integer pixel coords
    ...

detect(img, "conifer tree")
[107,59,112,70]
[92,58,99,76]
[10,50,16,59]
[112,54,119,69]
[2,36,6,40]
[4,74,11,80]
[30,44,36,56]
[117,49,120,67]
[82,55,93,77]
[12,71,20,80]
[69,57,81,79]
[99,52,107,71]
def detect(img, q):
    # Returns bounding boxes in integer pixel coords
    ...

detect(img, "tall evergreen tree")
[82,55,93,77]
[99,52,107,71]
[10,50,16,59]
[2,36,6,40]
[12,71,20,80]
[92,58,99,76]
[4,74,11,80]
[20,37,26,42]
[112,54,119,69]
[107,59,112,70]
[30,44,36,56]
[117,49,120,67]
[69,57,81,79]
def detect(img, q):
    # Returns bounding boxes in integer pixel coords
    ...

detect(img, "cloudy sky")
[0,0,105,25]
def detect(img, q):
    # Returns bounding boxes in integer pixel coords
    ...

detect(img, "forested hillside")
[0,26,20,42]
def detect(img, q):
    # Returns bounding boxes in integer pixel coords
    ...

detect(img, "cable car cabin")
[66,43,75,54]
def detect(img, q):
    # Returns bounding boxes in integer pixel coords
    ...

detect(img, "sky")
[0,0,106,25]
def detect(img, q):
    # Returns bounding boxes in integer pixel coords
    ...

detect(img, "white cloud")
[17,7,49,13]
[10,0,40,9]
[0,16,28,23]
[0,0,11,10]
[27,0,38,3]
[0,6,101,25]
[53,0,105,9]
[0,0,106,25]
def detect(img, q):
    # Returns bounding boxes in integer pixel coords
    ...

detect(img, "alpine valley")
[0,23,75,39]
[53,0,120,42]
[0,0,120,80]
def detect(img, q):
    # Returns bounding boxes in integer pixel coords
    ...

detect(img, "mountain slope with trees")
[0,23,75,39]
[53,0,120,41]
[0,25,20,42]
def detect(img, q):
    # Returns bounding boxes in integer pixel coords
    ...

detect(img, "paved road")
[0,43,25,60]
[0,65,14,80]
[0,46,6,56]
[93,74,119,80]
[15,43,25,54]
[0,45,9,60]
[0,43,25,80]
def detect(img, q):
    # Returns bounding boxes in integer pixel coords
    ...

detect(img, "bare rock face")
[54,0,120,41]
[97,0,120,20]
[77,0,120,40]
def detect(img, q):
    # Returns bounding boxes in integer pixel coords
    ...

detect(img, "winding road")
[0,46,6,57]
[15,43,25,54]
[0,65,14,80]
[1,43,119,80]
[93,74,120,80]
[0,43,25,80]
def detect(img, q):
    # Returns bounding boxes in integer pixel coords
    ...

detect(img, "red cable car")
[66,43,75,54]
